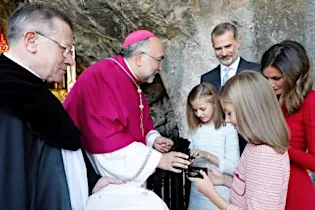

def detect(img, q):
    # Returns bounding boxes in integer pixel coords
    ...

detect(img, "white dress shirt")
[220,56,240,85]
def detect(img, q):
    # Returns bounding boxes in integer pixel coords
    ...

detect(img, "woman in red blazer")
[262,40,315,210]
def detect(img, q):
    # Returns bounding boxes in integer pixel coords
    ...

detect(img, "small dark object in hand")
[188,155,195,161]
[170,138,207,179]
[171,137,192,170]
[171,137,191,155]
[186,166,208,178]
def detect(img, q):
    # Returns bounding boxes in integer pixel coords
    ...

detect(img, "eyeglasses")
[36,31,73,57]
[140,52,164,63]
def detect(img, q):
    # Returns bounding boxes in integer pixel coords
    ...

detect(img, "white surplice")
[62,149,89,210]
[62,130,169,210]
[85,183,168,210]
[85,133,169,210]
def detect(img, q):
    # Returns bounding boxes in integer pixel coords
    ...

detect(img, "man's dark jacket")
[0,54,100,210]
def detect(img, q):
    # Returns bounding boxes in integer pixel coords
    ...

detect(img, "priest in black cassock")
[0,2,117,210]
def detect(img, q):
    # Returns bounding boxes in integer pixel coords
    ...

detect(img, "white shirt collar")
[123,58,139,80]
[3,52,43,79]
[220,56,240,83]
[220,56,241,72]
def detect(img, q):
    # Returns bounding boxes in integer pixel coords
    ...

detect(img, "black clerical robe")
[0,54,99,210]
[0,108,72,209]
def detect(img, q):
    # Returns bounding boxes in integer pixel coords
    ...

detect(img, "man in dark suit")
[0,3,121,210]
[201,22,260,154]
[201,22,260,92]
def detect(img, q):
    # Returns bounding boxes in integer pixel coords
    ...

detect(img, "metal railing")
[147,170,191,210]
[146,137,193,209]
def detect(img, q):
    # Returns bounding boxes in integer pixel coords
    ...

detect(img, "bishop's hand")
[153,136,174,153]
[157,151,191,173]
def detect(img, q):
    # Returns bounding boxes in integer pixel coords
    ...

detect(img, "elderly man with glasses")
[63,30,191,210]
[0,2,124,210]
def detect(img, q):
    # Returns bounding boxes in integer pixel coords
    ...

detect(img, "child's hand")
[188,170,214,196]
[190,149,208,159]
[207,165,225,186]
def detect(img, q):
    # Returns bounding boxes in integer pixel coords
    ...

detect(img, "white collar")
[220,56,241,71]
[3,52,43,79]
[123,58,139,80]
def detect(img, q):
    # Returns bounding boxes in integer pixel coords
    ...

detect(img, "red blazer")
[284,90,315,210]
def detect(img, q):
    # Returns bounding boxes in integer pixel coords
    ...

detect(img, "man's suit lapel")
[236,57,246,73]
[212,66,221,91]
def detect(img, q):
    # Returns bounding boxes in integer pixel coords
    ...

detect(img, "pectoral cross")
[138,87,144,137]
[107,58,145,137]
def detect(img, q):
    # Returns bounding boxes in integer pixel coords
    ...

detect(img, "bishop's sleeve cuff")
[146,130,161,148]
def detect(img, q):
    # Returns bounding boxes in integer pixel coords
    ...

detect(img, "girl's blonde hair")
[187,82,224,130]
[220,71,289,154]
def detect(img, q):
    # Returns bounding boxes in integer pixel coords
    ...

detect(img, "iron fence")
[147,168,191,210]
